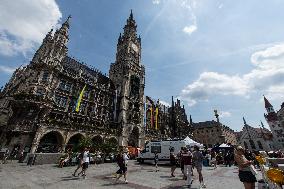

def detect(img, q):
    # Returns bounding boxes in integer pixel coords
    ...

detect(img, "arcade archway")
[37,131,64,153]
[66,133,85,151]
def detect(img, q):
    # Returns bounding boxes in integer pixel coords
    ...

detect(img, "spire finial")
[130,9,133,18]
[243,117,247,125]
[260,120,265,129]
[62,15,71,28]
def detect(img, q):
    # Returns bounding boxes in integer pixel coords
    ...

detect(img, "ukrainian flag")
[75,85,86,112]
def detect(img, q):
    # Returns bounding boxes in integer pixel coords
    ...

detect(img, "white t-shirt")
[123,153,129,165]
[83,151,90,163]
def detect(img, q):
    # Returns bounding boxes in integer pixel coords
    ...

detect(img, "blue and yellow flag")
[75,85,86,112]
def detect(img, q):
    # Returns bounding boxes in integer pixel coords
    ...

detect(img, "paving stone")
[0,160,260,189]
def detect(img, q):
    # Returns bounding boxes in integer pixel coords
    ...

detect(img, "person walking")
[154,151,159,172]
[72,150,83,177]
[78,147,90,179]
[181,148,193,188]
[234,146,256,189]
[178,148,186,179]
[211,151,217,169]
[193,146,206,188]
[170,151,176,177]
[115,149,129,183]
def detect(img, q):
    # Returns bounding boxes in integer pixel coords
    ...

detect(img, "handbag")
[250,165,258,175]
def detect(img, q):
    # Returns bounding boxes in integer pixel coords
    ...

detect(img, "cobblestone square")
[0,160,258,189]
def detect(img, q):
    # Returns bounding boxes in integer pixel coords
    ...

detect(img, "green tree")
[78,137,92,150]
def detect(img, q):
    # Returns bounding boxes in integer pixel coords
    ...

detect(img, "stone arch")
[108,137,118,146]
[66,133,85,151]
[128,126,140,147]
[37,131,64,153]
[92,135,104,149]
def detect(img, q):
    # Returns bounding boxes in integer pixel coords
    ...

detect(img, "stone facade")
[0,13,144,153]
[263,96,284,149]
[192,120,237,148]
[0,12,192,154]
[236,118,275,151]
[144,96,192,141]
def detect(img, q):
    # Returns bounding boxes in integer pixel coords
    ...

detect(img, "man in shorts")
[72,149,83,177]
[192,146,206,188]
[78,147,90,179]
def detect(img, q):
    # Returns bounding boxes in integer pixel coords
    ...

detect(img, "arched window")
[244,141,248,149]
[249,140,256,149]
[257,141,263,149]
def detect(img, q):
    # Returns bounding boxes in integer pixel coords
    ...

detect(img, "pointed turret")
[263,95,275,113]
[54,15,71,46]
[263,95,278,122]
[123,10,137,39]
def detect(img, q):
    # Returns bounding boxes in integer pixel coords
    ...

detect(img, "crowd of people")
[169,146,206,188]
[2,144,284,189]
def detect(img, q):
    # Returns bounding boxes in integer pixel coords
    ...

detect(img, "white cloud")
[181,0,198,35]
[183,25,197,35]
[219,111,231,118]
[0,0,62,56]
[152,0,160,5]
[0,65,16,74]
[180,72,249,106]
[218,3,223,9]
[159,100,170,107]
[180,42,284,106]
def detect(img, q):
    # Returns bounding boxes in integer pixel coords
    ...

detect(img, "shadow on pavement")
[61,176,80,181]
[101,183,117,186]
[160,175,172,178]
[165,186,198,189]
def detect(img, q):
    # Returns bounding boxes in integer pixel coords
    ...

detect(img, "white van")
[137,139,191,164]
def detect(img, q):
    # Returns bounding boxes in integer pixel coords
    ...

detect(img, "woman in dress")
[234,146,257,189]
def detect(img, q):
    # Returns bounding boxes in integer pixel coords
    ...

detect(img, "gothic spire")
[263,95,273,109]
[54,15,71,46]
[263,95,275,113]
[123,10,137,38]
[130,9,133,20]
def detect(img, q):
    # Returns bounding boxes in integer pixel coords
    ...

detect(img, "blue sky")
[1,0,284,131]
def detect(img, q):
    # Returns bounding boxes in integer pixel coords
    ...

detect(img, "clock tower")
[109,10,145,148]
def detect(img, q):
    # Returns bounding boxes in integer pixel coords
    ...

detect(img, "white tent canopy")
[184,136,203,147]
[219,143,231,148]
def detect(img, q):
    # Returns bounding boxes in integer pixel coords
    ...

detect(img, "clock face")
[131,43,138,52]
